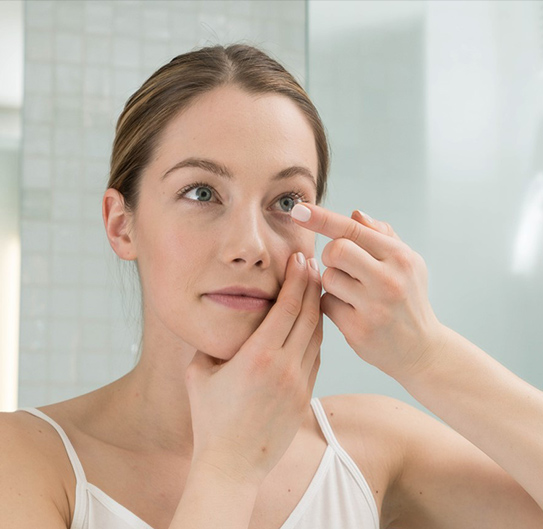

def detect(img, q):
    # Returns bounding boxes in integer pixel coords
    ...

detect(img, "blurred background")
[1,0,542,414]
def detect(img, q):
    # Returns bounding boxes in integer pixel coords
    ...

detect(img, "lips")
[205,286,277,301]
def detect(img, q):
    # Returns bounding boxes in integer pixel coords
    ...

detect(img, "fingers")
[250,252,309,351]
[280,256,322,370]
[351,209,402,241]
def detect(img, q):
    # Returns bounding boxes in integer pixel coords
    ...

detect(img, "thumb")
[186,350,220,385]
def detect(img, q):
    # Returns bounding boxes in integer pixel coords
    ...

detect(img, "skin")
[101,84,320,456]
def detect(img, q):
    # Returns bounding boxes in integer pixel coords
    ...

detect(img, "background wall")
[308,0,543,412]
[17,0,307,408]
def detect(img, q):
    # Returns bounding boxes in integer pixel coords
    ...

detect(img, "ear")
[102,188,137,261]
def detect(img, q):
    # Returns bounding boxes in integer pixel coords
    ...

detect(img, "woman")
[1,44,542,529]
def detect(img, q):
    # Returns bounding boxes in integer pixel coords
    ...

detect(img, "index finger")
[290,203,396,261]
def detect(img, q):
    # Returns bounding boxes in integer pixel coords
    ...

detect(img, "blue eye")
[176,182,308,213]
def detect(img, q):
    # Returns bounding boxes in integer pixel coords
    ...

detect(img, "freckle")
[330,412,334,416]
[288,489,291,493]
[375,490,379,494]
[261,446,267,453]
[419,491,423,495]
[38,429,42,433]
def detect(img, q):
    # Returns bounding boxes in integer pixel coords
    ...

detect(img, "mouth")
[203,293,275,311]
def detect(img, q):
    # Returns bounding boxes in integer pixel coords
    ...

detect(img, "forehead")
[153,85,318,174]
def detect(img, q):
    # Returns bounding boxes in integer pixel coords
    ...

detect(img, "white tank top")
[19,398,379,529]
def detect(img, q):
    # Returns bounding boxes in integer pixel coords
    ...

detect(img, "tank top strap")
[309,397,343,450]
[19,407,88,485]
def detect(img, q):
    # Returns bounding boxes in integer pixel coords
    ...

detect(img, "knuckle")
[328,238,348,264]
[304,308,321,330]
[278,364,299,390]
[282,296,302,318]
[321,267,334,291]
[344,221,363,242]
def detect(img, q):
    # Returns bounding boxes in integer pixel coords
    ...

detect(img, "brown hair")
[107,43,330,212]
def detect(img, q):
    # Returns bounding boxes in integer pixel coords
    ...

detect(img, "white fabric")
[20,398,379,529]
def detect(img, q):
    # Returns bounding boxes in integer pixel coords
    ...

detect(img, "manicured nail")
[356,210,374,224]
[296,252,306,267]
[291,204,312,222]
[308,258,319,272]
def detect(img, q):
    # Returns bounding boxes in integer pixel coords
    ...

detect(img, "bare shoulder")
[0,410,73,528]
[317,393,409,525]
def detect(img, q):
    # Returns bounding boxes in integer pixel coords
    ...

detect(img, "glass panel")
[308,0,543,404]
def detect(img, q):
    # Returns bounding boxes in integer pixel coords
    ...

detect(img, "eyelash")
[175,181,310,213]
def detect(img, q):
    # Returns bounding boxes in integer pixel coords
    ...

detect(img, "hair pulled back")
[108,43,330,212]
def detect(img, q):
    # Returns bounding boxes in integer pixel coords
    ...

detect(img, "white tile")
[85,1,114,35]
[85,36,112,65]
[49,352,77,384]
[142,41,170,71]
[112,68,142,99]
[53,158,83,190]
[56,1,85,31]
[81,256,109,287]
[83,96,113,129]
[20,286,50,318]
[18,352,48,383]
[22,156,52,189]
[225,0,253,18]
[84,66,111,97]
[51,252,80,285]
[55,33,83,64]
[21,253,49,285]
[24,62,53,95]
[52,224,81,254]
[113,36,141,69]
[82,223,108,256]
[24,94,54,124]
[82,191,104,222]
[50,319,80,355]
[25,0,54,29]
[21,221,50,253]
[81,287,109,319]
[84,160,109,191]
[114,1,142,37]
[50,288,79,319]
[51,189,82,221]
[17,384,49,408]
[23,124,52,156]
[142,7,171,41]
[77,353,110,384]
[18,318,48,351]
[47,385,80,404]
[54,95,82,127]
[21,189,51,221]
[54,126,83,158]
[82,321,109,350]
[26,30,54,62]
[84,128,113,160]
[55,64,83,96]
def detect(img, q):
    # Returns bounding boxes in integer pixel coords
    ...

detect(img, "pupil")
[197,187,210,201]
[282,197,294,211]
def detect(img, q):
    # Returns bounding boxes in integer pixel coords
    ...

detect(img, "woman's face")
[129,84,319,360]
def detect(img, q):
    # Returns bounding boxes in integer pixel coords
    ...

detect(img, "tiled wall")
[19,0,307,407]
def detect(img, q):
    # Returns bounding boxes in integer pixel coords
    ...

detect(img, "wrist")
[392,322,455,387]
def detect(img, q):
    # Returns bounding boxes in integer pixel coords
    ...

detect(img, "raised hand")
[290,203,447,379]
[185,252,323,487]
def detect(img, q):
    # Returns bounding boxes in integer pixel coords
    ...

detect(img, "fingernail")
[296,252,306,267]
[308,258,319,272]
[357,210,374,224]
[291,204,312,222]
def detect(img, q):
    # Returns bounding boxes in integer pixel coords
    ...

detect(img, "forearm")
[397,325,543,510]
[169,461,260,529]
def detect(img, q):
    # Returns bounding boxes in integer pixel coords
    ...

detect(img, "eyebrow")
[161,157,317,192]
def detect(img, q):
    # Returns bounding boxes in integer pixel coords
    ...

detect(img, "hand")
[184,252,323,487]
[290,203,447,379]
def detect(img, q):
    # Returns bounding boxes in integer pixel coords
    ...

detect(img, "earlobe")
[102,188,136,261]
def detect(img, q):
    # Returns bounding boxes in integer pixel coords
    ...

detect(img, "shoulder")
[317,393,410,525]
[0,410,73,527]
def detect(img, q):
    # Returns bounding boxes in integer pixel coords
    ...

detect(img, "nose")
[217,204,272,269]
